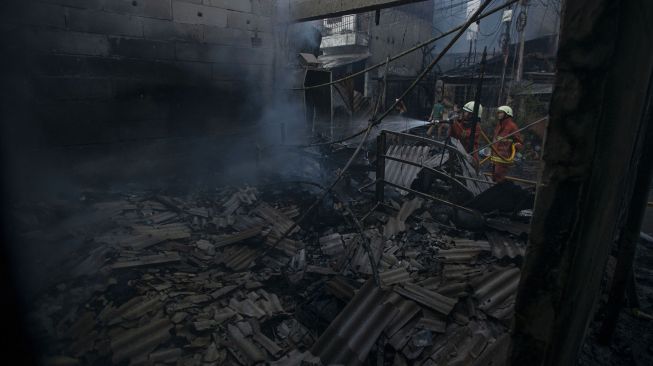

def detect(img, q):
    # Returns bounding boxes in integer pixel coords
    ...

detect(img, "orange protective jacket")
[491,117,523,164]
[451,120,480,162]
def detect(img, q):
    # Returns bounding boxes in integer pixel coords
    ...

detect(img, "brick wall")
[0,0,280,190]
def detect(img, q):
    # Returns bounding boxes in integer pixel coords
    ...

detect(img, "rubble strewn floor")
[579,237,653,366]
[19,182,530,366]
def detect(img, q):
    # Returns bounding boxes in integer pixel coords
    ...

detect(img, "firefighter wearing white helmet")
[463,101,483,118]
[445,100,483,162]
[497,105,513,117]
[491,105,523,182]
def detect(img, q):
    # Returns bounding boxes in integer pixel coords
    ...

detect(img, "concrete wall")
[0,0,279,194]
[368,2,434,75]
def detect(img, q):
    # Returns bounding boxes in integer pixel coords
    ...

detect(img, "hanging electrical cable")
[259,0,500,260]
[292,0,520,92]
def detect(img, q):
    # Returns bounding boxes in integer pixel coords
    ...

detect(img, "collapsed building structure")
[0,1,652,366]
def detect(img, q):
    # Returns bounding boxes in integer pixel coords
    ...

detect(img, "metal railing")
[375,130,475,213]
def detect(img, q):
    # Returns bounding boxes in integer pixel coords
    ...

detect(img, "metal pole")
[330,72,334,137]
[515,0,528,82]
[497,6,513,105]
[469,47,488,152]
[376,132,386,203]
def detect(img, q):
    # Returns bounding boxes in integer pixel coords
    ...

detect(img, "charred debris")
[24,124,536,366]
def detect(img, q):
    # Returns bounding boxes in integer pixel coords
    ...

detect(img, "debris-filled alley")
[21,178,530,365]
[1,1,653,366]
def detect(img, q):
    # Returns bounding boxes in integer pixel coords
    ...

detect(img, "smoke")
[232,0,326,184]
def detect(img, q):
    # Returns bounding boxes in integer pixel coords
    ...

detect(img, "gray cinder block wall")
[0,0,279,192]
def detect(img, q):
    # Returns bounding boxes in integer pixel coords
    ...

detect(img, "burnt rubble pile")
[27,184,529,366]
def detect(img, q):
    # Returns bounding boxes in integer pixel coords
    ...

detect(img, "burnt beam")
[510,0,653,365]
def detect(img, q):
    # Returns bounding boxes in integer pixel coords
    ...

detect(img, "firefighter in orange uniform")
[450,101,483,163]
[490,106,523,182]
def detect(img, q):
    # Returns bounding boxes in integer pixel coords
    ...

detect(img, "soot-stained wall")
[0,0,277,195]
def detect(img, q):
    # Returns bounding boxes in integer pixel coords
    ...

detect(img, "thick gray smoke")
[238,0,326,184]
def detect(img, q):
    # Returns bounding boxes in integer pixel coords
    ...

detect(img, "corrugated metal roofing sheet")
[254,203,297,235]
[449,138,492,195]
[380,267,411,286]
[383,140,491,196]
[319,233,346,256]
[395,283,457,316]
[384,297,421,337]
[110,317,172,363]
[384,144,448,191]
[221,187,258,215]
[471,266,521,317]
[264,231,304,256]
[486,231,526,259]
[437,247,488,263]
[222,246,258,271]
[310,280,399,366]
[349,229,383,275]
[213,226,263,248]
[385,145,432,188]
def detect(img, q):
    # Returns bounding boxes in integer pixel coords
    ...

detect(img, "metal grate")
[322,14,357,35]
